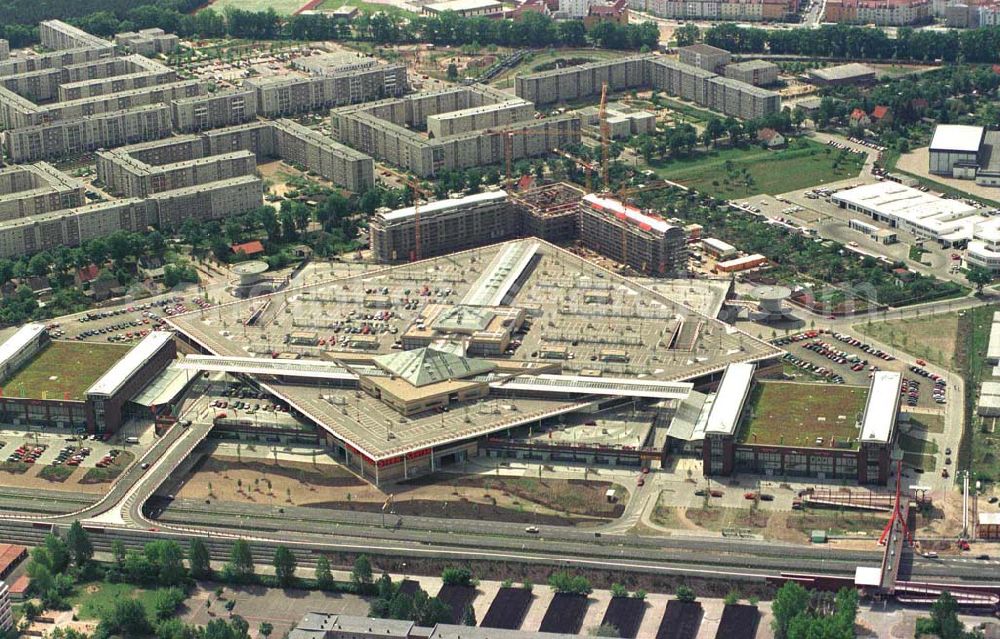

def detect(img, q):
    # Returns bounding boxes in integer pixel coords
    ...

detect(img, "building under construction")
[579,193,687,276]
[369,190,519,262]
[511,182,586,242]
[370,184,687,277]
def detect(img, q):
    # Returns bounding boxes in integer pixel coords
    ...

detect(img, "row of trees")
[48,4,658,51]
[703,21,1000,63]
[771,582,858,639]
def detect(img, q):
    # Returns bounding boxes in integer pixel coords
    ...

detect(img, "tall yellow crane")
[400,176,433,261]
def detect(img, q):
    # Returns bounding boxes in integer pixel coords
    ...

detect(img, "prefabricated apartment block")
[170,89,258,133]
[246,54,408,117]
[579,193,687,276]
[369,191,519,262]
[0,163,86,222]
[515,54,780,121]
[331,86,579,178]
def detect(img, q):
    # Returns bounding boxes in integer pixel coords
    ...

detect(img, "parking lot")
[2,432,132,468]
[46,295,213,345]
[772,329,949,410]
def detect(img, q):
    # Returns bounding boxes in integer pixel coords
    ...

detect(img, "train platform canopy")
[858,371,901,444]
[704,362,756,437]
[129,363,195,408]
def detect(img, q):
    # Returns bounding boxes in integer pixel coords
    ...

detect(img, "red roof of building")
[8,574,29,594]
[757,127,780,142]
[76,264,100,283]
[231,240,265,256]
[517,175,535,191]
[850,108,867,119]
[0,544,27,576]
[872,105,890,120]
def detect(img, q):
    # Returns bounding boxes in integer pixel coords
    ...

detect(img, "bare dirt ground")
[0,464,108,494]
[176,455,628,526]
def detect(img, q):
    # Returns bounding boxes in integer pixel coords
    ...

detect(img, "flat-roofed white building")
[929,124,984,177]
[422,0,504,16]
[832,181,986,247]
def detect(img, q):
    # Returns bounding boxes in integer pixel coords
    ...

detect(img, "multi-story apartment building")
[679,44,732,72]
[246,57,407,117]
[271,119,374,193]
[97,149,257,198]
[39,20,112,51]
[823,0,930,24]
[370,191,519,262]
[4,104,173,163]
[114,28,180,56]
[579,193,686,276]
[638,0,798,20]
[0,163,85,222]
[170,89,258,133]
[723,59,779,86]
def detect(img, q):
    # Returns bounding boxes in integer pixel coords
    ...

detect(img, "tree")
[676,585,697,602]
[352,555,373,588]
[112,540,126,567]
[226,539,255,582]
[915,591,967,639]
[723,590,741,605]
[96,598,151,639]
[151,587,186,621]
[461,604,476,626]
[675,23,700,46]
[547,571,592,595]
[441,566,473,586]
[771,582,810,639]
[966,265,992,293]
[65,521,93,568]
[610,583,628,598]
[258,622,273,639]
[446,62,458,81]
[273,546,297,587]
[589,624,620,637]
[189,538,212,579]
[315,555,334,590]
[146,540,187,586]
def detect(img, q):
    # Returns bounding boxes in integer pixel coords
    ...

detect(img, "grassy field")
[70,582,163,620]
[957,305,1000,483]
[909,412,945,434]
[658,98,717,124]
[740,381,868,448]
[648,139,865,200]
[3,341,129,401]
[81,451,134,484]
[318,0,417,17]
[204,0,308,15]
[855,311,961,370]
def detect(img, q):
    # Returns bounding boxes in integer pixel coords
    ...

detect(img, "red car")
[636,476,645,487]
[744,492,757,500]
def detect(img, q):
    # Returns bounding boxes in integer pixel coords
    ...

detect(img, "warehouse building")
[806,63,877,86]
[832,181,987,246]
[926,123,1000,187]
[170,89,257,133]
[579,193,686,276]
[723,59,779,86]
[678,43,732,72]
[369,190,518,262]
[421,0,505,16]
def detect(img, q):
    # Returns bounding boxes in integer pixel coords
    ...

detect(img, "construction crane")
[399,175,433,262]
[598,82,610,192]
[493,129,598,191]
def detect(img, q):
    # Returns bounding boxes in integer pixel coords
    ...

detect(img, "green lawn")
[204,0,309,14]
[3,341,130,401]
[855,311,961,370]
[658,98,717,124]
[740,381,868,448]
[492,49,624,89]
[69,582,162,620]
[318,0,418,17]
[648,139,865,200]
